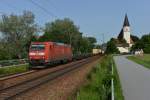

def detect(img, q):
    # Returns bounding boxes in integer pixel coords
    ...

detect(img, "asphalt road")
[114,56,150,100]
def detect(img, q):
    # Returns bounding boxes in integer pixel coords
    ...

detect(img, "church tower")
[117,14,133,53]
[123,14,131,44]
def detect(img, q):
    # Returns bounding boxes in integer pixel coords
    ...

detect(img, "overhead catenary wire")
[1,0,58,19]
[45,0,57,10]
[29,0,57,18]
[44,0,61,15]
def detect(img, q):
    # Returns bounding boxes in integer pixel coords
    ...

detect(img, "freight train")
[28,41,96,69]
[29,42,72,68]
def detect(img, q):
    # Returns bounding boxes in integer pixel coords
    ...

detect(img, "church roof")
[130,38,134,44]
[118,28,123,40]
[123,14,130,27]
[116,43,129,47]
[118,14,131,40]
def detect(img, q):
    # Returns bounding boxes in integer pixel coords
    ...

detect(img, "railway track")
[0,57,92,91]
[0,56,100,100]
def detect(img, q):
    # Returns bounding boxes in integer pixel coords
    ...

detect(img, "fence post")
[111,61,114,100]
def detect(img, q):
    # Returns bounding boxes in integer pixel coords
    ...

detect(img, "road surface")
[114,56,150,100]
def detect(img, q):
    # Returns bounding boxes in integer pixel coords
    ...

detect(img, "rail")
[0,56,99,99]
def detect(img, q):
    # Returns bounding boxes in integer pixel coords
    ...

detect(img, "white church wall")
[117,47,129,53]
[123,26,131,44]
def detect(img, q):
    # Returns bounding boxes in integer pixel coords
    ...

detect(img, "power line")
[46,0,62,16]
[46,0,57,10]
[29,0,57,18]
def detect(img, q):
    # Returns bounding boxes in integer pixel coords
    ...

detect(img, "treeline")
[32,18,98,54]
[131,34,150,53]
[0,11,98,60]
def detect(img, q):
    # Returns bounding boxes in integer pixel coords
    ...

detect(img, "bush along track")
[0,64,28,77]
[76,55,124,100]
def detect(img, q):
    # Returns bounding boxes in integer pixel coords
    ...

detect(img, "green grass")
[76,55,124,100]
[113,58,124,100]
[127,54,150,69]
[0,64,29,77]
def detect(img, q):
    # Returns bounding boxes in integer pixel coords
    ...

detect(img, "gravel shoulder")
[14,57,100,100]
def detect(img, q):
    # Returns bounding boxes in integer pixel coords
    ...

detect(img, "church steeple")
[123,14,130,27]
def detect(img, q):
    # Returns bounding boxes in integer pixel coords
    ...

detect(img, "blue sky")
[0,0,150,44]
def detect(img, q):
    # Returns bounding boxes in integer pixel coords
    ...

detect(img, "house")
[133,49,144,56]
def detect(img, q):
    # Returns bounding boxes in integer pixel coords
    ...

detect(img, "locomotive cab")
[29,43,46,66]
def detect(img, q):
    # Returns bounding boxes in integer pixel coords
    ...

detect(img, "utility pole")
[102,33,105,45]
[102,33,105,53]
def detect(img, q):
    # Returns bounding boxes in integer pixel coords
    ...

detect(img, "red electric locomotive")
[29,42,72,68]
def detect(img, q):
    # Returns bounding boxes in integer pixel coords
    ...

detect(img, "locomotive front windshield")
[30,44,45,51]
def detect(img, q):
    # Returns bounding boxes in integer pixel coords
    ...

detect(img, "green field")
[127,54,150,69]
[0,64,29,77]
[76,55,124,100]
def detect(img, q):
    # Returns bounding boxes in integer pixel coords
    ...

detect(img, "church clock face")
[125,28,128,32]
[124,27,130,32]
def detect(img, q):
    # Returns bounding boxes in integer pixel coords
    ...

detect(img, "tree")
[131,35,139,43]
[39,18,83,53]
[34,18,97,54]
[0,11,37,59]
[131,41,144,51]
[105,38,119,54]
[94,44,101,49]
[140,34,150,53]
[131,33,150,53]
[141,34,150,43]
[42,18,80,44]
[78,37,95,53]
[87,37,96,48]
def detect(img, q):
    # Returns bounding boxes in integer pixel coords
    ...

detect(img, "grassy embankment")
[113,56,124,100]
[127,54,150,69]
[0,64,28,77]
[76,55,124,100]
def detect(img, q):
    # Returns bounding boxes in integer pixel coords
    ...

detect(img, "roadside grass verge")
[127,55,150,69]
[112,57,124,100]
[0,64,29,77]
[76,55,124,100]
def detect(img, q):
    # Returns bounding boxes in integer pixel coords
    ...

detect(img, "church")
[116,14,134,53]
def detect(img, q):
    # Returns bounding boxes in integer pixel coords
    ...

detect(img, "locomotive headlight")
[38,52,45,55]
[29,52,36,56]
